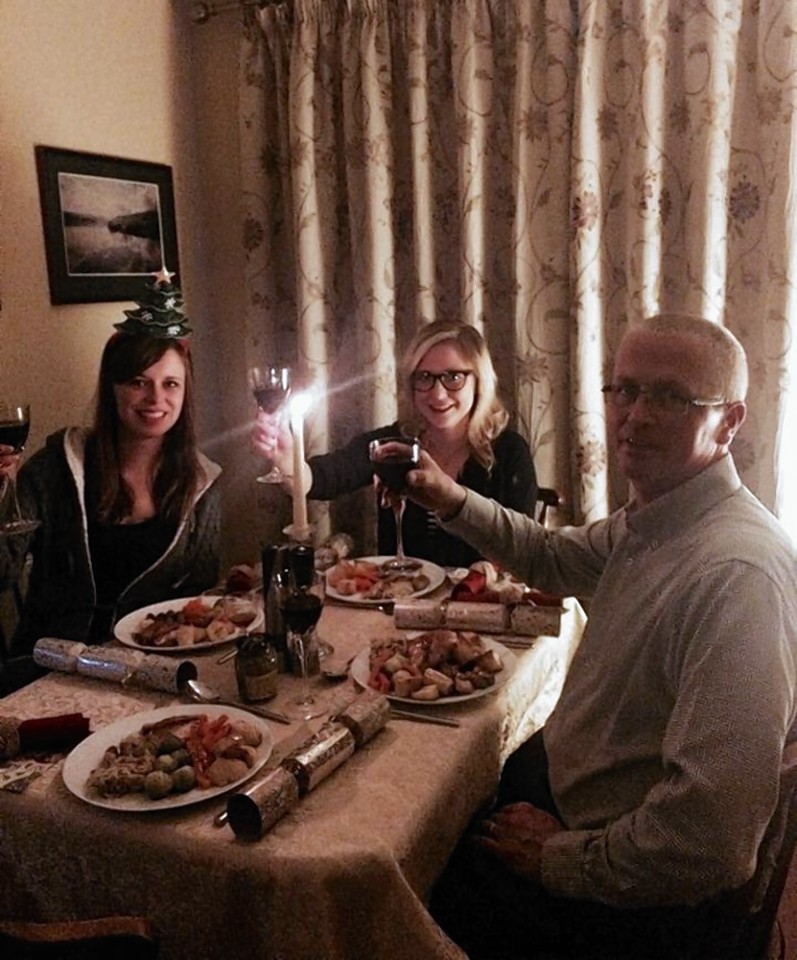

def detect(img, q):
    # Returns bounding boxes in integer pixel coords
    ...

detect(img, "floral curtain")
[239,0,796,552]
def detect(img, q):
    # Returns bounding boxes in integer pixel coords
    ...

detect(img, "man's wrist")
[437,489,467,523]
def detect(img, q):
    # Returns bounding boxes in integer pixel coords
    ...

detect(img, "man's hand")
[473,802,565,881]
[405,450,468,519]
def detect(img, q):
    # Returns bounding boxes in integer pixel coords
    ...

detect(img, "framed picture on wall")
[35,146,180,304]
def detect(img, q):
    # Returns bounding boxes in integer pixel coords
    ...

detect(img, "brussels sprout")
[144,769,174,800]
[171,748,191,768]
[172,765,196,793]
[156,754,178,774]
[157,732,184,754]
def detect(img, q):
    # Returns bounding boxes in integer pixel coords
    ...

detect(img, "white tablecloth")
[0,600,586,960]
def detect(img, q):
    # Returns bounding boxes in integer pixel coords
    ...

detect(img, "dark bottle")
[290,544,315,588]
[262,544,290,672]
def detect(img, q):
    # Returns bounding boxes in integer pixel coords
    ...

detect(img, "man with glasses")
[410,314,797,958]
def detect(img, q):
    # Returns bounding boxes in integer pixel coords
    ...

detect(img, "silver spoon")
[184,678,292,725]
[321,653,357,681]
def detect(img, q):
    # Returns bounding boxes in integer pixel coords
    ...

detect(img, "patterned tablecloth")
[0,597,586,960]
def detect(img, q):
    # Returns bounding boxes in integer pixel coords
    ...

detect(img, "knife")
[389,708,460,728]
[232,701,292,725]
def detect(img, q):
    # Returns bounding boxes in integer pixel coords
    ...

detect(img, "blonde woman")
[252,320,536,566]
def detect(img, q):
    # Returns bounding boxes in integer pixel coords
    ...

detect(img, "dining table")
[0,586,586,960]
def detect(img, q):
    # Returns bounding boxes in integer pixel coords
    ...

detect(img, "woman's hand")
[0,446,21,481]
[251,410,293,475]
[473,802,565,881]
[405,450,468,519]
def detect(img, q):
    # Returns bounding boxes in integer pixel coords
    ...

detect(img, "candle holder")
[283,522,313,544]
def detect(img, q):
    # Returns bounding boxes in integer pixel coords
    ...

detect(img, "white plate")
[114,595,264,653]
[350,634,516,705]
[325,556,445,605]
[62,704,273,813]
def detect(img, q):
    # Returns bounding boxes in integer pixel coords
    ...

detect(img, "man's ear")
[718,401,747,446]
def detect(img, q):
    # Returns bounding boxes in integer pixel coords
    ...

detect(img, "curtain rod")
[189,1,281,25]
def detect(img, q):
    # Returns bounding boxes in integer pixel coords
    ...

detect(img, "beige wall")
[0,0,261,569]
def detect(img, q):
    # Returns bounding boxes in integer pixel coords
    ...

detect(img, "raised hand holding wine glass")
[368,435,422,572]
[0,402,40,537]
[248,365,291,483]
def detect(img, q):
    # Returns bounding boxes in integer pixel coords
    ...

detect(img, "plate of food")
[325,556,445,604]
[350,629,516,705]
[114,595,264,652]
[62,704,273,812]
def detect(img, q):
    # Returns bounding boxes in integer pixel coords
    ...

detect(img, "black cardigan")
[307,423,537,568]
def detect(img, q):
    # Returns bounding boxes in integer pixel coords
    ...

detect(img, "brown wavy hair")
[398,320,509,471]
[92,334,202,523]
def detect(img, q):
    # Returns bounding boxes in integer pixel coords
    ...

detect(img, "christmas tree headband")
[114,267,193,339]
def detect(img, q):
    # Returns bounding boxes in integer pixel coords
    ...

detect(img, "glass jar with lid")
[235,634,279,703]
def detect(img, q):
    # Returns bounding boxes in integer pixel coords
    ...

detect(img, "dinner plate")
[350,635,516,705]
[62,704,273,813]
[325,556,445,605]
[114,595,264,653]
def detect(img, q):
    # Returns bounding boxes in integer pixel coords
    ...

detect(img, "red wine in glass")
[253,384,289,415]
[279,571,325,720]
[248,365,291,483]
[280,591,322,634]
[368,436,422,571]
[0,421,30,452]
[0,402,39,537]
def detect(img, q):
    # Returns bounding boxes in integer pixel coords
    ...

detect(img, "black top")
[307,423,537,568]
[85,463,178,643]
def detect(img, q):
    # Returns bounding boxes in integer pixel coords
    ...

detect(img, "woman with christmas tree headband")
[0,270,221,693]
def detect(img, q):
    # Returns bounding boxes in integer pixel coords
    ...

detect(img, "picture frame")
[35,146,180,305]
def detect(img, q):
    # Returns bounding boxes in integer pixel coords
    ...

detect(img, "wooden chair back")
[0,916,158,960]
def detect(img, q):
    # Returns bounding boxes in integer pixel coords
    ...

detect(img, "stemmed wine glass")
[279,547,326,720]
[248,365,291,483]
[0,402,40,537]
[368,435,422,572]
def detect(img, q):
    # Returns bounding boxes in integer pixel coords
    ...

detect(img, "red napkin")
[450,571,502,603]
[0,713,91,761]
[523,588,566,607]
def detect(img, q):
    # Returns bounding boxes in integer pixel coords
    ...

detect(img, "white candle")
[290,403,309,535]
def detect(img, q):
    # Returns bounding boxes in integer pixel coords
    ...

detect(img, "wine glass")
[0,402,40,537]
[368,435,422,572]
[279,551,326,720]
[248,365,291,483]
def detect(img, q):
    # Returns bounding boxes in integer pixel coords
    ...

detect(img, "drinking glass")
[279,562,326,720]
[0,402,39,537]
[368,435,422,572]
[248,365,291,483]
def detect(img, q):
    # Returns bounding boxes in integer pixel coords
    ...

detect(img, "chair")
[535,487,563,526]
[504,742,797,960]
[718,739,797,960]
[0,917,158,960]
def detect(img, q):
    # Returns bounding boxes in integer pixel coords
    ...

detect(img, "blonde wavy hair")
[398,320,509,471]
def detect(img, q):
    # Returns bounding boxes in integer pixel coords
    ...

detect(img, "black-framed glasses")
[601,383,728,417]
[411,370,473,392]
